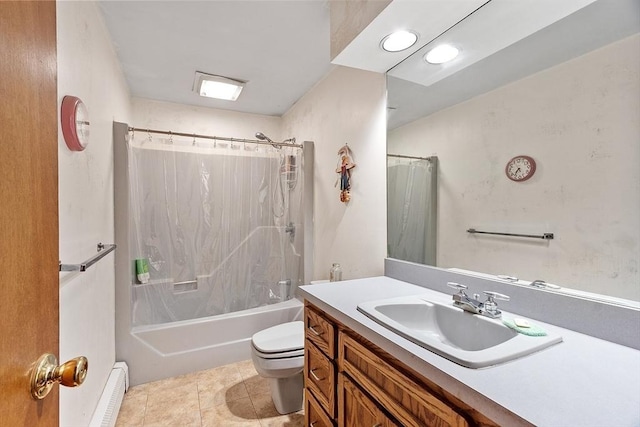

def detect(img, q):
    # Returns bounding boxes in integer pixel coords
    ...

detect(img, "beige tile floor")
[115,359,304,427]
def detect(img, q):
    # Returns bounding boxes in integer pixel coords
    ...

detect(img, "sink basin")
[357,295,562,368]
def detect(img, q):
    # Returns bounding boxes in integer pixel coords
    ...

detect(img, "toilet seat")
[252,321,304,355]
[252,346,304,359]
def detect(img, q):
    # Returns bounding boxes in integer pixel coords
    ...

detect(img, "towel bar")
[59,243,117,272]
[467,229,554,240]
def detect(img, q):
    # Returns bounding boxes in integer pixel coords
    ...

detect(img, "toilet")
[251,321,305,414]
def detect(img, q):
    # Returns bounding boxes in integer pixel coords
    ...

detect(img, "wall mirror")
[386,0,640,304]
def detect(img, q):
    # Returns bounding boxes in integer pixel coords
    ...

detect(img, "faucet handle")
[482,291,509,318]
[447,282,468,291]
[483,291,510,301]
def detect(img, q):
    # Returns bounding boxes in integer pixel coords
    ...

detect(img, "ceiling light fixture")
[193,71,245,101]
[425,44,460,64]
[381,30,418,52]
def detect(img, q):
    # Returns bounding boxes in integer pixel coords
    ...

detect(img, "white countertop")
[298,276,640,427]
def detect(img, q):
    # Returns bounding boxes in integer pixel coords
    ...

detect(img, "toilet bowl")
[251,321,304,414]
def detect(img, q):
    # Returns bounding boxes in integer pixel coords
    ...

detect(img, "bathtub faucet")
[278,279,292,301]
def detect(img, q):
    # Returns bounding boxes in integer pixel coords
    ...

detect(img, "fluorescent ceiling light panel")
[193,72,245,101]
[381,30,418,52]
[425,44,460,64]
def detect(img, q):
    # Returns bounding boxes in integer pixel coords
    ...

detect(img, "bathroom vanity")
[299,276,640,426]
[304,300,500,426]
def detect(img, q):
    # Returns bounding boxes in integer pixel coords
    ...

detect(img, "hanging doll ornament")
[335,144,356,203]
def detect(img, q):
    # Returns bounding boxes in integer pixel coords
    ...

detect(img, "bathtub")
[123,298,304,386]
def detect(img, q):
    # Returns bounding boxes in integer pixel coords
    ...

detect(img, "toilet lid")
[252,321,304,353]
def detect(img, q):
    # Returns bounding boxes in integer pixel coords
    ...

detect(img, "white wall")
[132,79,388,284]
[389,34,640,300]
[131,97,282,140]
[282,66,387,281]
[57,2,132,425]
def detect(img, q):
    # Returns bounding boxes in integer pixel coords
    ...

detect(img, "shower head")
[255,132,274,144]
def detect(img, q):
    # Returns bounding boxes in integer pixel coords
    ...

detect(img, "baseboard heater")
[89,362,129,427]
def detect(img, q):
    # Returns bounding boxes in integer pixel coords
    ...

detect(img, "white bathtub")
[123,298,304,386]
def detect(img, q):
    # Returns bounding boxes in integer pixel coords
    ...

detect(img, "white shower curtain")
[387,156,437,265]
[128,134,303,326]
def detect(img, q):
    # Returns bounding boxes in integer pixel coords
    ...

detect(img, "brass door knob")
[30,353,88,400]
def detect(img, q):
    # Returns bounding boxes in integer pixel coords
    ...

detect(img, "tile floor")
[115,359,304,427]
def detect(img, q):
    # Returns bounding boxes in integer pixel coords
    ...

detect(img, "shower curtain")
[387,156,438,265]
[128,134,303,326]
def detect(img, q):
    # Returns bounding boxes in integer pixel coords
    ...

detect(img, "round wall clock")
[61,96,90,151]
[505,155,536,182]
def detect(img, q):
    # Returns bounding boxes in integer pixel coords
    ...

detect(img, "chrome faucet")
[448,282,481,312]
[529,279,547,288]
[527,278,561,290]
[447,282,510,319]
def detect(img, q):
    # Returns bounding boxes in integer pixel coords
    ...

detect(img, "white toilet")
[251,321,305,414]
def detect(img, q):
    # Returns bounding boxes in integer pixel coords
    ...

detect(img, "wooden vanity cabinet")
[304,301,500,427]
[304,303,338,425]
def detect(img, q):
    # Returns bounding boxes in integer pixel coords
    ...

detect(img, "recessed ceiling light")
[425,44,459,64]
[193,72,245,101]
[381,30,418,52]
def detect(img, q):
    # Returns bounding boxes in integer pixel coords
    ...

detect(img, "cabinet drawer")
[306,387,335,427]
[305,305,336,358]
[338,373,399,427]
[306,339,336,418]
[339,332,470,427]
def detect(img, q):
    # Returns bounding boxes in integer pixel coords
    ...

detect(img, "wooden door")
[0,2,59,426]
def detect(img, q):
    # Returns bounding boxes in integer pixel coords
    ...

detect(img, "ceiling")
[98,1,332,117]
[98,0,639,125]
[385,0,640,129]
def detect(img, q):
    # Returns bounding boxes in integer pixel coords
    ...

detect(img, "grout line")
[196,381,203,427]
[140,390,149,427]
[245,376,264,427]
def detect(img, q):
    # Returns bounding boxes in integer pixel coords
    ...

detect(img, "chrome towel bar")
[59,243,117,272]
[467,228,554,240]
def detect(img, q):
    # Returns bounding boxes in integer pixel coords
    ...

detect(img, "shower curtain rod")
[387,153,432,161]
[128,126,303,148]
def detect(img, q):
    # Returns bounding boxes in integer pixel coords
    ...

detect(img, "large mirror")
[386,0,640,303]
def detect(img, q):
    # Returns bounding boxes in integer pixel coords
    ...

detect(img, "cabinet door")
[338,374,398,427]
